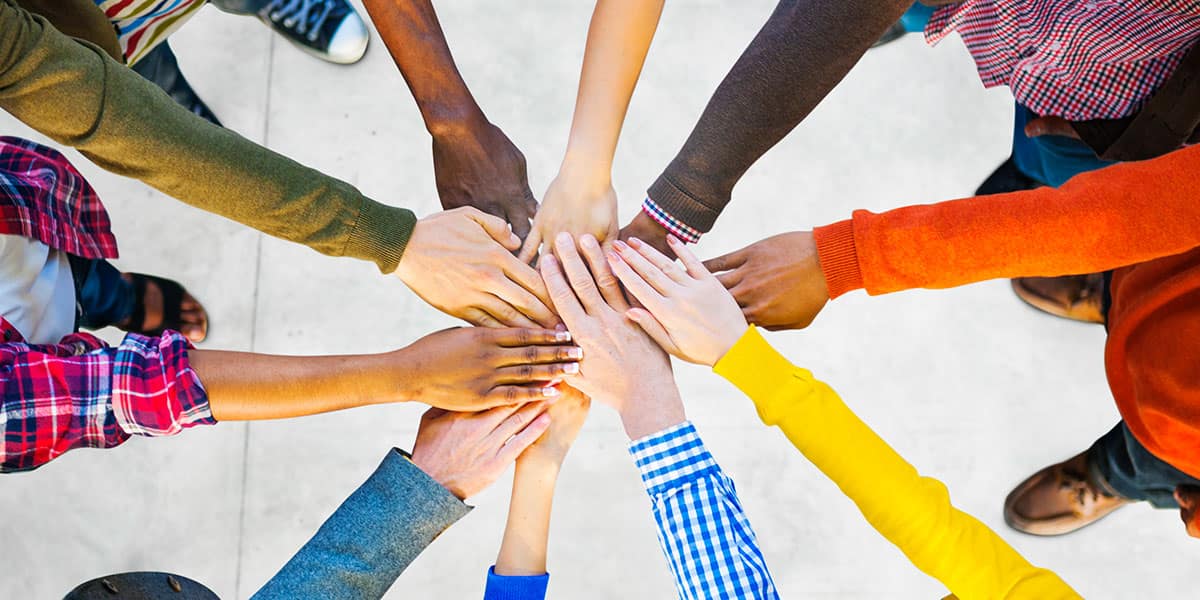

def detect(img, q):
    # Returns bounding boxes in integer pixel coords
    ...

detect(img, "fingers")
[500,258,557,326]
[488,400,551,442]
[494,409,553,463]
[613,239,677,295]
[702,248,748,274]
[477,294,541,328]
[489,327,573,348]
[539,255,587,326]
[626,308,682,356]
[627,237,690,284]
[508,191,537,241]
[491,280,559,328]
[496,343,583,366]
[517,226,543,265]
[666,235,712,279]
[461,307,506,328]
[495,362,580,384]
[579,234,629,311]
[1024,116,1080,139]
[715,269,743,290]
[553,232,606,314]
[605,249,667,314]
[465,206,522,251]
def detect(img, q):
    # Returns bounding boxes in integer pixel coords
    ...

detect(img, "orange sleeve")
[813,144,1200,298]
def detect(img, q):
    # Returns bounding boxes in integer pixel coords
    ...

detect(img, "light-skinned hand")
[395,207,559,328]
[518,385,591,468]
[702,231,830,331]
[432,120,539,240]
[518,169,619,264]
[607,235,746,366]
[539,232,683,439]
[396,327,581,410]
[411,403,552,500]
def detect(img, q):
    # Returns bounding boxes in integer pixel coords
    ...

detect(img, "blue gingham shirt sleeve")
[628,421,779,600]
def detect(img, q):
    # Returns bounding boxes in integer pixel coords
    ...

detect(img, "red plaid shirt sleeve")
[0,323,213,473]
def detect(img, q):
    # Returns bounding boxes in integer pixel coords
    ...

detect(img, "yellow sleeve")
[713,327,1080,600]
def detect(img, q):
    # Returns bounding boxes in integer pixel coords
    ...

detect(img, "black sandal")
[126,273,208,341]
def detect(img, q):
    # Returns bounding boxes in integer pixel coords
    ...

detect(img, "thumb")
[517,224,543,265]
[1024,116,1080,140]
[703,248,747,274]
[466,207,521,250]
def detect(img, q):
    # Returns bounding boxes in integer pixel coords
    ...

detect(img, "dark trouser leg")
[69,257,135,331]
[209,0,269,16]
[1088,421,1200,508]
[131,40,222,127]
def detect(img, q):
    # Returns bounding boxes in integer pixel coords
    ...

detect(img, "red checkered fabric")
[925,0,1200,120]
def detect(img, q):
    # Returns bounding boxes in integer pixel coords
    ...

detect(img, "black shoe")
[975,156,1042,196]
[257,0,369,64]
[131,41,222,127]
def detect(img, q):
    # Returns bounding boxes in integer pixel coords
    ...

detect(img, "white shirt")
[0,234,77,344]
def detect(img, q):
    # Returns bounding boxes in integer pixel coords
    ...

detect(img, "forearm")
[494,459,558,576]
[190,349,406,421]
[560,0,665,176]
[0,2,414,273]
[814,144,1200,298]
[363,0,486,135]
[649,0,910,233]
[714,327,1078,598]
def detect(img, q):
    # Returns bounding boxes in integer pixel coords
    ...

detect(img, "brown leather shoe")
[1011,273,1107,324]
[1004,450,1132,536]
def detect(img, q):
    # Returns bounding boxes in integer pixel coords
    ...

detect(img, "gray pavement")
[1,2,1192,598]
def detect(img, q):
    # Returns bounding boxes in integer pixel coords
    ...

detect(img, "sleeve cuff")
[813,218,864,299]
[641,197,702,244]
[627,421,721,495]
[111,331,214,437]
[646,172,720,234]
[483,566,550,600]
[343,198,417,275]
[713,326,817,427]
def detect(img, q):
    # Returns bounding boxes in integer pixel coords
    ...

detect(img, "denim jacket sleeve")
[252,449,472,600]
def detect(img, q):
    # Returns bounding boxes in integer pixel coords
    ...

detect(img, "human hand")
[432,120,539,239]
[411,404,552,500]
[1024,116,1081,140]
[518,385,591,468]
[702,231,830,331]
[618,209,673,257]
[607,235,746,366]
[395,327,581,410]
[1176,485,1200,539]
[539,232,683,439]
[395,207,558,328]
[518,168,619,263]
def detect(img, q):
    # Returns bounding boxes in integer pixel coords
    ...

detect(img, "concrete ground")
[1,2,1193,598]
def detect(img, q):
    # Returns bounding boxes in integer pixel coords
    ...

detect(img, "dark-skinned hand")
[702,231,829,331]
[432,120,539,240]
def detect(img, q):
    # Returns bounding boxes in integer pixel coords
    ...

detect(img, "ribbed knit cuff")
[813,219,863,299]
[483,566,549,600]
[646,174,721,234]
[344,198,417,275]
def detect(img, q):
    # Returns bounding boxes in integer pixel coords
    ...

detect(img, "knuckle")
[524,346,538,362]
[519,364,535,379]
[504,386,520,404]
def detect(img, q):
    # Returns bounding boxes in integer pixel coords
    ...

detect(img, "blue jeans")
[1089,422,1200,508]
[69,257,135,331]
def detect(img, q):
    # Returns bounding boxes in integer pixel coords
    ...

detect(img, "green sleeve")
[0,0,415,273]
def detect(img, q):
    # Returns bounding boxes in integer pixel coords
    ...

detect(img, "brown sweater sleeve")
[814,144,1200,298]
[0,0,415,273]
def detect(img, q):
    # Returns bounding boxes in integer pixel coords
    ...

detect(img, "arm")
[714,328,1079,599]
[623,0,912,249]
[606,242,1079,599]
[699,142,1200,331]
[361,0,537,238]
[253,405,552,600]
[630,422,780,600]
[0,1,414,273]
[483,388,590,600]
[519,0,666,261]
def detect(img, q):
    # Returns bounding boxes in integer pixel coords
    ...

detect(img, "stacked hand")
[702,231,830,331]
[432,120,539,240]
[518,168,619,263]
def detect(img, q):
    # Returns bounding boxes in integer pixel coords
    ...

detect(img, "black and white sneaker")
[257,0,369,65]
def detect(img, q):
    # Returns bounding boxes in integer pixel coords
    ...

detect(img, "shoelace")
[1058,466,1109,510]
[260,0,335,42]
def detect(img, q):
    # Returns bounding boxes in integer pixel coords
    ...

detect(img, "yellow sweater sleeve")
[713,327,1080,600]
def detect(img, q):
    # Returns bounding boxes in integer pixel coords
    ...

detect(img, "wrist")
[558,150,613,187]
[619,390,686,441]
[515,454,563,481]
[425,103,489,139]
[385,347,420,404]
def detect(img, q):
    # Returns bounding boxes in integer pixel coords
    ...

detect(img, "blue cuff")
[627,421,721,496]
[483,566,549,600]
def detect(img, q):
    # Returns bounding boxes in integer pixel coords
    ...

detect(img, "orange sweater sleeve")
[813,144,1200,298]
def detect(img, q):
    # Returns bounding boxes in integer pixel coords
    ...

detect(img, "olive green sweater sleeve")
[0,0,415,273]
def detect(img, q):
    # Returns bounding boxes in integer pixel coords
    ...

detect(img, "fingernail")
[605,251,619,263]
[567,346,583,359]
[542,254,557,267]
[555,330,572,342]
[563,363,580,374]
[542,386,560,397]
[581,234,598,247]
[614,240,629,251]
[667,235,680,245]
[628,237,643,248]
[556,232,572,244]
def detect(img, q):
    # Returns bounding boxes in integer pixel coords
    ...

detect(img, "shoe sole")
[261,18,369,65]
